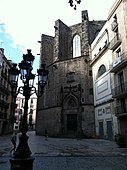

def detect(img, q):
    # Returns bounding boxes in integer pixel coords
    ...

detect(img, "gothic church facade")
[36,10,106,137]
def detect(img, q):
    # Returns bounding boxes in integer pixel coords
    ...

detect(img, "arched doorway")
[62,94,80,136]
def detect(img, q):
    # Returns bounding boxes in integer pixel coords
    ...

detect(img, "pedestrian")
[10,132,17,154]
[45,129,48,140]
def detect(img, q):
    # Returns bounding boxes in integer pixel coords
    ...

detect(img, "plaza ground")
[0,131,127,169]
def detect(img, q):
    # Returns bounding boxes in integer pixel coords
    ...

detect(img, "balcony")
[112,82,127,98]
[111,20,118,32]
[109,33,121,51]
[1,70,8,80]
[110,52,127,73]
[115,104,127,117]
[0,112,7,119]
[0,112,3,119]
[0,99,9,109]
[0,83,10,96]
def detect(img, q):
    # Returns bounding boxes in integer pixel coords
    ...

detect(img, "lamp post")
[9,49,48,170]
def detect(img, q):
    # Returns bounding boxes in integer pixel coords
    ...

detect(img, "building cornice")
[107,0,122,20]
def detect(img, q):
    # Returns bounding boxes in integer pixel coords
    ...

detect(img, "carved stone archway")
[62,94,81,136]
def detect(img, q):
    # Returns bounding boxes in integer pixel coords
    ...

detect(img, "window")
[66,72,75,82]
[30,109,33,114]
[118,72,124,85]
[31,99,33,104]
[89,70,92,76]
[89,88,93,95]
[81,98,84,103]
[98,109,102,116]
[73,35,81,58]
[116,48,121,58]
[106,107,111,114]
[118,72,124,92]
[98,65,106,78]
[113,14,117,22]
[81,89,84,93]
[21,99,24,107]
[111,14,118,32]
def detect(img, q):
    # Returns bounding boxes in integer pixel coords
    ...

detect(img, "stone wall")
[36,107,62,136]
[40,34,54,65]
[54,20,70,61]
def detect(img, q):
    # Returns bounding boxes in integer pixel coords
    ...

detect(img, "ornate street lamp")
[9,49,48,170]
[37,63,48,95]
[9,63,20,96]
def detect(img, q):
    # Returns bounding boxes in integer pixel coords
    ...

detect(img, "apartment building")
[15,95,37,130]
[0,48,14,135]
[91,23,118,140]
[91,0,127,141]
[28,95,37,129]
[108,0,127,142]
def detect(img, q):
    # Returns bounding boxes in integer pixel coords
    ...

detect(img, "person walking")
[45,129,48,140]
[10,132,17,154]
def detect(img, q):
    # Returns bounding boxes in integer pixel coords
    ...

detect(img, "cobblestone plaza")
[0,131,127,170]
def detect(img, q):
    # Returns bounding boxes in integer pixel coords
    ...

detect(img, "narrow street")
[0,131,127,169]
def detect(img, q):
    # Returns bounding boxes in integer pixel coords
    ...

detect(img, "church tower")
[36,10,106,137]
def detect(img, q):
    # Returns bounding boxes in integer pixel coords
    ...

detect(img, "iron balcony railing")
[115,104,127,116]
[112,82,127,98]
[109,33,121,50]
[110,52,127,73]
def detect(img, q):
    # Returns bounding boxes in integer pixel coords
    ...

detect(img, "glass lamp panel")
[43,74,47,83]
[9,65,19,85]
[21,68,27,78]
[15,74,19,83]
[29,78,34,87]
[19,61,31,80]
[29,73,35,87]
[38,74,43,84]
[10,74,16,84]
[37,64,48,88]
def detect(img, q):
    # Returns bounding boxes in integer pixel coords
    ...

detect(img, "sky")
[0,0,115,73]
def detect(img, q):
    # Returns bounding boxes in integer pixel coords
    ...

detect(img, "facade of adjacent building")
[91,0,127,141]
[91,22,118,140]
[28,95,37,129]
[108,0,127,142]
[0,48,15,135]
[36,10,106,137]
[15,95,37,130]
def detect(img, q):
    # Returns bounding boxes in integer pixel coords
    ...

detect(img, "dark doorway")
[99,121,104,139]
[107,121,113,141]
[67,114,77,131]
[119,116,127,143]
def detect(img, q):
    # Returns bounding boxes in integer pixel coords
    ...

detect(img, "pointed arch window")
[67,98,77,109]
[73,35,81,58]
[98,64,106,78]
